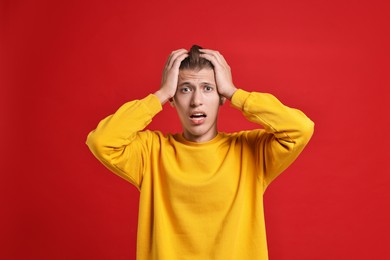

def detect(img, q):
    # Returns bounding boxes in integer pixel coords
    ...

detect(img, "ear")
[169,97,175,107]
[219,96,226,106]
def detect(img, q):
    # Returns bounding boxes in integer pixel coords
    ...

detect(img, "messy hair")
[179,45,214,71]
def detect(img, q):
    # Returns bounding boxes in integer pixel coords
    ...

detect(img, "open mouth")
[190,113,207,119]
[189,112,207,124]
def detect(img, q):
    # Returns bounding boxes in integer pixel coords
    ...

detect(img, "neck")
[182,130,218,143]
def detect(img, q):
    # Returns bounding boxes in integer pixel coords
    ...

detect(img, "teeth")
[190,113,206,118]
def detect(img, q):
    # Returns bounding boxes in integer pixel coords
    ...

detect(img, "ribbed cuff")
[144,94,163,116]
[231,89,250,110]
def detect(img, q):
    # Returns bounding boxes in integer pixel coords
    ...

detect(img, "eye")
[204,85,214,92]
[179,87,191,93]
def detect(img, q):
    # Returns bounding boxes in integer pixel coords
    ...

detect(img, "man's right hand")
[155,49,188,104]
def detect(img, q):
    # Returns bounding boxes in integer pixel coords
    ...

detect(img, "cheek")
[210,96,221,108]
[173,97,185,108]
[209,102,221,116]
[174,101,188,117]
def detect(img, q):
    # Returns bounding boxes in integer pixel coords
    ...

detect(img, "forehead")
[178,68,215,84]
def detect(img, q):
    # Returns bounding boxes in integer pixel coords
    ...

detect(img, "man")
[86,45,314,259]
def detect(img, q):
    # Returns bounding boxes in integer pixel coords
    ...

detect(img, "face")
[172,68,222,143]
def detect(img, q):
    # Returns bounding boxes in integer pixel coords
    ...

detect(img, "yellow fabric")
[86,89,314,260]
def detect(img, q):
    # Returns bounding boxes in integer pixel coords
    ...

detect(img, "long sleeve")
[231,89,314,188]
[86,94,162,189]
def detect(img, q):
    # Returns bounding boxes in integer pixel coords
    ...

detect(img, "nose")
[190,89,203,107]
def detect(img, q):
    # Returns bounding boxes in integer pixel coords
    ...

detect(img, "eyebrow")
[178,82,215,87]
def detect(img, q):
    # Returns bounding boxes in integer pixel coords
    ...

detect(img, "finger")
[167,49,188,70]
[199,49,225,66]
[162,50,186,80]
[164,49,184,71]
[171,52,189,69]
[198,52,223,69]
[162,52,188,84]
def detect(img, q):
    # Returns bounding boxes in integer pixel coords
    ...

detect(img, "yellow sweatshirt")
[86,89,314,260]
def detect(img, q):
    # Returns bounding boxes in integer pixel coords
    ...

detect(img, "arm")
[86,95,162,188]
[86,49,188,188]
[231,89,314,188]
[200,49,314,188]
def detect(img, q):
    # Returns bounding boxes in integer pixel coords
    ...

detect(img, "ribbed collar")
[173,132,224,146]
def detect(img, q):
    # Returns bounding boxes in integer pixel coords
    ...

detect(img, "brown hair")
[179,45,214,71]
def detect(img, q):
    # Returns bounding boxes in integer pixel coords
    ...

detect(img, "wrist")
[154,89,173,105]
[223,86,238,100]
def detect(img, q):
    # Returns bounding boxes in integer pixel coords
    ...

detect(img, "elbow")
[305,118,315,136]
[300,119,315,145]
[86,130,106,157]
[86,130,96,150]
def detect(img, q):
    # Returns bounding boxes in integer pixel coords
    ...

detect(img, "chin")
[189,130,206,138]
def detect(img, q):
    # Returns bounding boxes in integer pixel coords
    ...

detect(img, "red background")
[2,0,389,259]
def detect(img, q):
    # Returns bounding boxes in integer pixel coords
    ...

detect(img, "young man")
[86,45,314,260]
